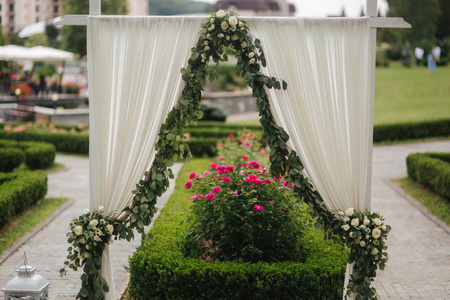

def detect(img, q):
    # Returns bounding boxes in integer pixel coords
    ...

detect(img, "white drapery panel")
[87,16,203,300]
[248,18,374,299]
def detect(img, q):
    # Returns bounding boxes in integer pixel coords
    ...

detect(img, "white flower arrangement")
[334,208,391,299]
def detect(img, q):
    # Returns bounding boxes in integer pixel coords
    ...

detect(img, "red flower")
[212,186,222,193]
[219,156,224,161]
[189,172,197,179]
[264,179,271,184]
[254,179,262,185]
[228,134,234,139]
[205,193,215,200]
[210,163,218,169]
[222,177,231,183]
[253,205,264,212]
[185,181,193,189]
[242,155,249,160]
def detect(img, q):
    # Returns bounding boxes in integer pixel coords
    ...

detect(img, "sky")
[200,0,389,18]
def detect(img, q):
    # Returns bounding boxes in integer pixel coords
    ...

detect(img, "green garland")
[61,10,390,300]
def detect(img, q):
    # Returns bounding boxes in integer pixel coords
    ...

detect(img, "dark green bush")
[186,138,219,157]
[0,148,24,172]
[200,104,227,121]
[0,171,48,228]
[406,152,450,200]
[0,139,55,170]
[373,119,450,142]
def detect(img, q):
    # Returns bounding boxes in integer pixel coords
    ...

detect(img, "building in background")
[0,0,62,33]
[127,0,148,16]
[214,0,295,16]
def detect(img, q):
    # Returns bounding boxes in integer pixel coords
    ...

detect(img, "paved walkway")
[0,140,449,299]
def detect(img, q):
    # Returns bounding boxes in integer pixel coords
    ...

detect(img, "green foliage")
[37,63,57,77]
[406,152,450,200]
[45,24,60,48]
[200,104,227,121]
[186,137,218,157]
[373,119,450,142]
[183,141,308,262]
[0,139,55,170]
[0,148,24,172]
[401,41,413,67]
[376,51,390,67]
[148,0,211,15]
[127,159,347,299]
[24,33,49,48]
[0,171,47,229]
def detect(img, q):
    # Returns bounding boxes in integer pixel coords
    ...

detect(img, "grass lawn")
[393,177,450,225]
[13,162,65,173]
[0,197,68,256]
[228,63,450,127]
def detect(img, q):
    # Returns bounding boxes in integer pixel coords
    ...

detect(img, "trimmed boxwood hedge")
[128,163,347,300]
[373,119,450,142]
[0,171,48,228]
[406,152,450,200]
[0,139,56,170]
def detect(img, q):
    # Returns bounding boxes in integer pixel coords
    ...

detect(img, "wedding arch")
[58,1,409,299]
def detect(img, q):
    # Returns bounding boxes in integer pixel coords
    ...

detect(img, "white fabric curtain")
[248,18,374,299]
[87,16,203,300]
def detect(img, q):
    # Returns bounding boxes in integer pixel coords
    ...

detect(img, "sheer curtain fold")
[87,16,203,300]
[248,18,374,299]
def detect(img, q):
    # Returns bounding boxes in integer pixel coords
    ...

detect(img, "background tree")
[24,33,49,47]
[148,0,211,15]
[61,0,128,57]
[45,24,60,48]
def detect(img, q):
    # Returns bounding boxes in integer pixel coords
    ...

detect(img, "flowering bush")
[2,121,88,134]
[59,207,126,299]
[333,208,391,299]
[183,137,308,263]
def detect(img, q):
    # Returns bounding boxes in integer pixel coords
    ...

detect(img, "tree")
[61,0,128,57]
[386,0,441,44]
[148,0,211,15]
[436,0,450,40]
[45,24,60,48]
[24,33,49,47]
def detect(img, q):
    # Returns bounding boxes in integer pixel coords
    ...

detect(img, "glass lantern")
[2,265,50,300]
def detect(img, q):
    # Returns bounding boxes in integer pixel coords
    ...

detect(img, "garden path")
[0,139,448,299]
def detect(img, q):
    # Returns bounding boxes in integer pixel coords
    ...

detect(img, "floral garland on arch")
[60,10,390,300]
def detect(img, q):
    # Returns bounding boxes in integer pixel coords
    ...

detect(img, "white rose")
[345,207,354,216]
[94,235,100,242]
[241,41,248,49]
[96,228,103,236]
[359,241,366,247]
[248,52,255,58]
[89,219,98,227]
[84,252,92,258]
[341,224,350,231]
[74,226,83,235]
[208,24,215,32]
[229,16,238,26]
[363,218,370,225]
[381,225,387,231]
[375,255,379,260]
[372,228,382,239]
[84,209,90,214]
[239,21,244,28]
[373,218,382,226]
[100,219,105,224]
[85,244,89,250]
[343,216,350,223]
[218,33,224,38]
[371,248,378,255]
[351,218,359,227]
[106,224,114,234]
[359,224,366,230]
[79,236,86,244]
[205,46,210,51]
[365,235,370,240]
[206,34,212,40]
[249,58,255,65]
[204,40,209,46]
[216,10,225,18]
[226,35,230,41]
[231,35,238,41]
[221,21,229,30]
[230,25,236,32]
[98,206,104,212]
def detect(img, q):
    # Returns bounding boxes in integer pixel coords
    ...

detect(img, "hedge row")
[127,164,347,299]
[406,152,450,200]
[0,171,48,228]
[1,119,449,156]
[0,139,56,171]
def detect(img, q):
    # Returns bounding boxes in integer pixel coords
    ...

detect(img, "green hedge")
[0,139,56,170]
[0,148,24,172]
[128,163,347,299]
[373,119,450,142]
[0,171,48,228]
[406,152,450,200]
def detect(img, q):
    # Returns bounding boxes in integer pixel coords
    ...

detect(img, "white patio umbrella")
[0,45,33,60]
[0,45,73,62]
[18,17,62,39]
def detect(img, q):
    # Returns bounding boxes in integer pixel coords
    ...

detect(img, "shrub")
[200,104,227,121]
[406,152,450,200]
[373,119,450,142]
[0,139,55,170]
[0,148,24,172]
[0,171,48,228]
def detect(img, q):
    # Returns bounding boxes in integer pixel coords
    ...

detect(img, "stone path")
[0,140,449,299]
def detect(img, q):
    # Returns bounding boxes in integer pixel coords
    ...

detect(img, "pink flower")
[189,172,197,179]
[217,165,227,173]
[249,132,254,137]
[78,123,84,130]
[49,124,55,129]
[242,163,248,167]
[233,190,238,195]
[228,134,234,139]
[219,143,224,147]
[212,186,222,193]
[219,156,224,161]
[254,179,262,185]
[283,181,289,187]
[204,171,211,175]
[184,181,193,189]
[189,194,202,200]
[242,155,249,160]
[226,166,234,172]
[244,141,250,147]
[253,205,264,212]
[205,193,215,200]
[244,177,253,183]
[222,177,231,183]
[241,134,247,138]
[4,125,12,131]
[264,179,271,184]
[250,160,261,168]
[210,163,218,169]
[248,174,258,180]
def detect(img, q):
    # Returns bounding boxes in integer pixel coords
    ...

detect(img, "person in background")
[414,47,424,66]
[431,45,441,62]
[427,51,436,73]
